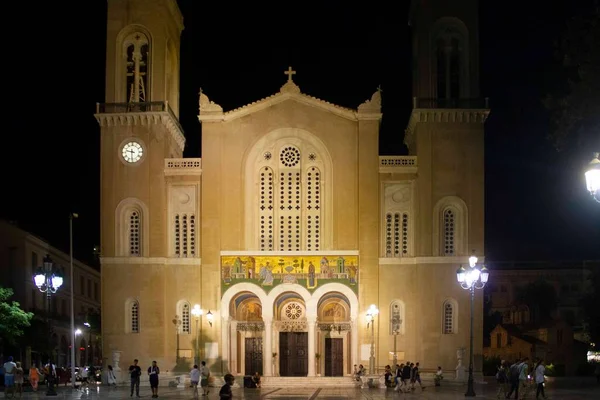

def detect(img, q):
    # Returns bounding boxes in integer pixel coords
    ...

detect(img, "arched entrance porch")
[221,282,358,377]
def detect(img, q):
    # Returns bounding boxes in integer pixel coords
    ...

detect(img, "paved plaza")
[2,379,599,400]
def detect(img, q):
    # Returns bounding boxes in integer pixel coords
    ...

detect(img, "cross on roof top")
[377,85,383,93]
[284,66,296,82]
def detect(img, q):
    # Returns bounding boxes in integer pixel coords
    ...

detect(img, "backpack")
[509,364,520,380]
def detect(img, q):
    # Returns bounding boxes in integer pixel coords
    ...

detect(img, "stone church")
[96,0,487,379]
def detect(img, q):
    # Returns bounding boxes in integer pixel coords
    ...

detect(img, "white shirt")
[3,361,16,375]
[200,365,210,378]
[534,364,545,384]
[190,368,201,382]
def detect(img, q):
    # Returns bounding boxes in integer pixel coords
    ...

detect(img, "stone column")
[221,317,231,373]
[351,319,358,368]
[231,321,238,374]
[307,319,316,377]
[264,318,273,376]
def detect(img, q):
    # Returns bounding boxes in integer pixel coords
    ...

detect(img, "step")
[261,376,358,388]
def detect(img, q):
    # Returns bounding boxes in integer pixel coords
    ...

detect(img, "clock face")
[121,141,143,163]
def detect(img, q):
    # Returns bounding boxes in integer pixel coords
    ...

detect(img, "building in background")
[0,220,101,368]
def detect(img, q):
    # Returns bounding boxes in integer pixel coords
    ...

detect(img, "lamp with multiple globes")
[456,253,489,397]
[585,152,600,203]
[33,254,64,396]
[365,304,379,375]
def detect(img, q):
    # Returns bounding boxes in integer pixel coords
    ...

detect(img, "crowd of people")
[495,357,547,399]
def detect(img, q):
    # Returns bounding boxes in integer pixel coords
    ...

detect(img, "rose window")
[285,303,303,320]
[280,147,301,167]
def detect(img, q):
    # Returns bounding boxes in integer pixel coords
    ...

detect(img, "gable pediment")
[198,74,382,123]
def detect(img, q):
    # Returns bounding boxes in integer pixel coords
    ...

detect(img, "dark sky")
[2,0,599,265]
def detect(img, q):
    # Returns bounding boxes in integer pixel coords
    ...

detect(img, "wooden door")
[244,338,263,376]
[279,332,308,376]
[325,338,344,376]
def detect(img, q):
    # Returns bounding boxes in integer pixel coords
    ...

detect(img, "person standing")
[219,374,234,399]
[29,363,41,392]
[14,362,24,398]
[190,364,200,399]
[200,361,210,396]
[3,356,17,398]
[495,360,508,399]
[128,359,142,397]
[519,357,530,399]
[534,359,546,399]
[148,361,160,398]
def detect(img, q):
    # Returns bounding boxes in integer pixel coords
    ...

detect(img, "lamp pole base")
[464,368,476,397]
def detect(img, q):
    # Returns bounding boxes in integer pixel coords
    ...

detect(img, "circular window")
[280,147,301,167]
[285,302,303,320]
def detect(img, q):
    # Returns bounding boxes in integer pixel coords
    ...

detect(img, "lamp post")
[33,254,64,396]
[191,305,203,365]
[365,304,379,375]
[69,212,78,389]
[456,253,489,397]
[83,322,92,366]
[172,316,182,364]
[585,152,600,203]
[74,329,82,370]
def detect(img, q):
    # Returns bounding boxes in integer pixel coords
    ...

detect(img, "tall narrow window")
[181,302,190,334]
[259,167,274,251]
[129,210,141,256]
[306,167,321,251]
[443,208,455,256]
[174,214,181,256]
[131,301,140,333]
[182,215,188,256]
[278,146,301,251]
[402,213,409,256]
[385,214,393,257]
[383,212,409,257]
[124,33,150,103]
[190,215,196,256]
[443,301,455,334]
[435,31,462,100]
[393,213,401,257]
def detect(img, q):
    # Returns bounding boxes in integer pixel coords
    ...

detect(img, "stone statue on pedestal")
[112,350,123,383]
[455,347,466,382]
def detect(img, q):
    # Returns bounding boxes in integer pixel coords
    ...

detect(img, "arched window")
[126,299,140,334]
[116,198,150,257]
[246,133,332,251]
[442,299,458,334]
[177,301,191,334]
[389,300,406,335]
[123,32,150,103]
[433,196,468,256]
[430,17,470,101]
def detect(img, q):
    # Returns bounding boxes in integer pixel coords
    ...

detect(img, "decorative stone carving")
[317,322,352,332]
[170,186,197,214]
[358,88,382,113]
[275,320,307,332]
[279,80,301,94]
[199,90,223,114]
[236,322,265,332]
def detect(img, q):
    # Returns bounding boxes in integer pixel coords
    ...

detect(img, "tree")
[543,0,600,151]
[0,286,34,346]
[514,279,558,324]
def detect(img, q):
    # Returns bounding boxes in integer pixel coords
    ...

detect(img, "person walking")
[29,363,41,392]
[14,362,24,398]
[534,359,546,399]
[3,356,17,399]
[190,364,200,398]
[506,359,521,399]
[495,360,508,399]
[200,361,210,396]
[128,359,142,397]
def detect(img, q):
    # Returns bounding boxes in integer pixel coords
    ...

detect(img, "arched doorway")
[317,292,351,376]
[274,292,308,377]
[230,292,264,376]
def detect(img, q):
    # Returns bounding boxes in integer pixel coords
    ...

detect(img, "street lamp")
[585,152,600,203]
[456,253,489,397]
[172,316,182,364]
[191,305,203,365]
[83,322,92,366]
[74,329,82,370]
[206,310,214,327]
[33,254,64,396]
[365,304,379,375]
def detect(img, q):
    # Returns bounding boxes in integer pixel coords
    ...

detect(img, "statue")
[111,350,123,383]
[455,347,466,382]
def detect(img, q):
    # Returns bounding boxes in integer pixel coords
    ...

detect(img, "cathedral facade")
[97,0,487,378]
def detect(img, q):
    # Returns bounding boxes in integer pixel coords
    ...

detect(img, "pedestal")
[112,350,123,383]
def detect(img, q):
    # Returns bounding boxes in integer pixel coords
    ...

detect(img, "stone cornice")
[404,108,490,151]
[220,250,360,256]
[379,256,486,265]
[198,83,382,123]
[100,256,201,265]
[95,111,186,152]
[164,158,202,176]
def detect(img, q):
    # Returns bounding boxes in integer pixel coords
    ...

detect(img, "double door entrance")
[324,338,343,376]
[245,338,263,376]
[279,332,308,376]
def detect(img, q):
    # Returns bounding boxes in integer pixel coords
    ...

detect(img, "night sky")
[2,0,599,266]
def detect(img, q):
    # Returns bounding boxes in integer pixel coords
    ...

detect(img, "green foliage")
[544,363,566,377]
[543,0,600,151]
[514,279,558,323]
[0,286,34,345]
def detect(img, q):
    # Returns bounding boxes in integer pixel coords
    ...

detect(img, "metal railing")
[412,97,490,109]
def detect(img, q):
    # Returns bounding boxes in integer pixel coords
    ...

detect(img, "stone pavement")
[1,379,599,399]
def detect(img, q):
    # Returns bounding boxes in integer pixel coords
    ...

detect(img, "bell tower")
[95,0,185,368]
